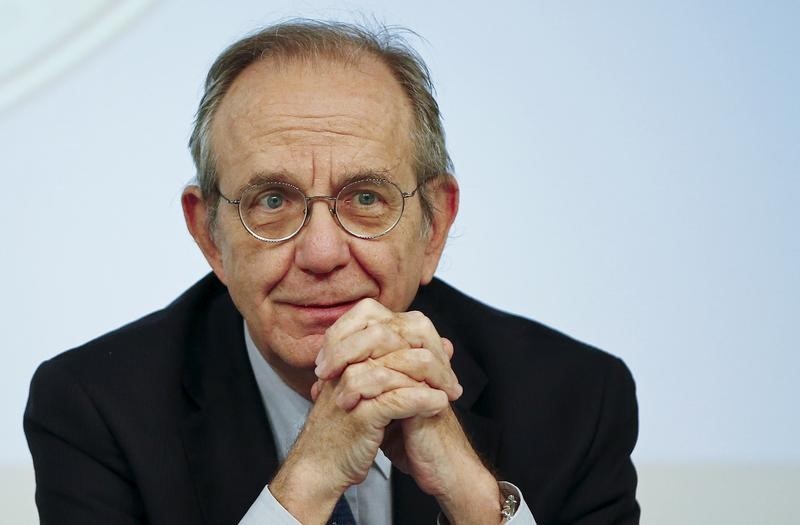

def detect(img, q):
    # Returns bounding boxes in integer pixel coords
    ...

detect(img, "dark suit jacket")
[25,274,639,524]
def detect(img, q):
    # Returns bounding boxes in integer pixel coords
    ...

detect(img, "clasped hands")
[269,299,502,525]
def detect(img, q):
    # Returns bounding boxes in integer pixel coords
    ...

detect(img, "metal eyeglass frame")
[218,177,424,242]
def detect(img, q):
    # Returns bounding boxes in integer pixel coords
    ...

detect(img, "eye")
[356,191,378,206]
[260,192,284,210]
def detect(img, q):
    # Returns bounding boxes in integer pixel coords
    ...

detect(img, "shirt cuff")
[499,481,535,524]
[239,485,301,525]
[436,481,536,524]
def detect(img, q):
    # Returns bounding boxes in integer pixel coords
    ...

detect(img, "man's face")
[195,56,452,387]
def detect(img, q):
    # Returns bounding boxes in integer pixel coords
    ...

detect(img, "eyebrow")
[237,167,396,195]
[238,170,294,192]
[336,168,394,189]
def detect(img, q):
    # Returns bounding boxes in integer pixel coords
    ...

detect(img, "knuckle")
[340,365,359,387]
[363,297,381,307]
[410,310,434,329]
[372,366,391,384]
[366,322,394,340]
[348,298,375,320]
[406,310,425,321]
[360,297,387,314]
[415,348,436,366]
[356,297,375,308]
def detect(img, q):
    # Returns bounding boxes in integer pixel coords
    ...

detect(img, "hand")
[268,302,452,524]
[313,299,462,404]
[313,299,502,524]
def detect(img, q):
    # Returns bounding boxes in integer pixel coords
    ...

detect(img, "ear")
[420,175,459,285]
[181,186,228,284]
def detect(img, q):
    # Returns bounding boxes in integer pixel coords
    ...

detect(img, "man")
[25,21,639,525]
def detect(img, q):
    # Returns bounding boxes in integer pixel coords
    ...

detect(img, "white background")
[1,1,798,523]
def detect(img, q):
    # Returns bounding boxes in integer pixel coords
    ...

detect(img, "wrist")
[269,451,346,523]
[436,463,501,525]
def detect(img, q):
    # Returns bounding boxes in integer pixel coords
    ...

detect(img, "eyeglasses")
[218,177,424,242]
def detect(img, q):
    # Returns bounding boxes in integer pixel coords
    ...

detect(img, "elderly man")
[25,21,639,525]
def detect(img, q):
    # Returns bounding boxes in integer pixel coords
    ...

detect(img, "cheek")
[221,236,295,307]
[351,233,427,311]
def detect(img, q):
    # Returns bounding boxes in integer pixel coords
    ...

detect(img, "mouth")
[279,299,362,327]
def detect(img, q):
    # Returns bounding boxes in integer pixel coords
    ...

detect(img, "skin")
[182,54,501,524]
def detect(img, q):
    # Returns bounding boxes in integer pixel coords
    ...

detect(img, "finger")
[335,359,422,411]
[357,386,450,425]
[322,298,393,349]
[310,379,323,402]
[390,311,445,357]
[441,337,454,360]
[316,323,410,379]
[377,348,463,401]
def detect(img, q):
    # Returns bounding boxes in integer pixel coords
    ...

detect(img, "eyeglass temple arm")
[402,185,421,199]
[403,174,442,198]
[217,189,240,205]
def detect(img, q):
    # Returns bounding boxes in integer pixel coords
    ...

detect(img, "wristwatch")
[500,483,519,521]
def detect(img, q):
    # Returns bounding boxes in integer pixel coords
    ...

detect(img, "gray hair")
[188,19,453,229]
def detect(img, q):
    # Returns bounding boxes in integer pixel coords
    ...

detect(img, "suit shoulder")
[37,273,229,384]
[419,278,626,370]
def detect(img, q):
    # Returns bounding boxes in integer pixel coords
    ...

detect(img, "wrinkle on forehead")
[243,124,386,146]
[217,106,406,149]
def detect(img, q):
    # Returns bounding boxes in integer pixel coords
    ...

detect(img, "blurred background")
[1,1,798,523]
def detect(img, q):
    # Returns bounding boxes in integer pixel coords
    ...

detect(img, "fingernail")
[310,383,319,401]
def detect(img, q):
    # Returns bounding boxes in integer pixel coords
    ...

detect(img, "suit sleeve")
[562,357,640,525]
[24,359,147,525]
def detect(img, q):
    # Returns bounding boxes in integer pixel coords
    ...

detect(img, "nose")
[293,199,351,274]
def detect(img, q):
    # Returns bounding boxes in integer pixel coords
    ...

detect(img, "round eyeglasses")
[218,177,423,242]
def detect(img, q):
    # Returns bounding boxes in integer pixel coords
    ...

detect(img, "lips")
[278,299,362,328]
[294,298,363,308]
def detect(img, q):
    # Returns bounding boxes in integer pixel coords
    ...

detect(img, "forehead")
[210,54,416,191]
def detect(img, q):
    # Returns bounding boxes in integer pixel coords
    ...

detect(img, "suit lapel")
[180,289,279,525]
[411,280,502,463]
